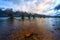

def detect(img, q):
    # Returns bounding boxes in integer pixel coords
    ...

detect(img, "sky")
[0,0,60,15]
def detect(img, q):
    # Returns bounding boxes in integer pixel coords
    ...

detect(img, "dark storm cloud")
[54,4,60,10]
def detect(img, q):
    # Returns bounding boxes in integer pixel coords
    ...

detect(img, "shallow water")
[0,17,60,40]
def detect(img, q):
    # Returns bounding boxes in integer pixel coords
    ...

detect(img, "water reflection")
[0,17,60,40]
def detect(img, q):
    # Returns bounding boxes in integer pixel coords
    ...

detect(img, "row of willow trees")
[2,9,36,19]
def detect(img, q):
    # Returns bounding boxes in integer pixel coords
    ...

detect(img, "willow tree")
[5,9,14,19]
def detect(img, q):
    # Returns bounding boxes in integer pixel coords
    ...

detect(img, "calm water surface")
[0,17,60,40]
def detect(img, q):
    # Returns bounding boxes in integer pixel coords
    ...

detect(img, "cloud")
[0,0,56,15]
[54,4,60,10]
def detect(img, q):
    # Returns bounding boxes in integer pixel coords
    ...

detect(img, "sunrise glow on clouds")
[0,0,60,15]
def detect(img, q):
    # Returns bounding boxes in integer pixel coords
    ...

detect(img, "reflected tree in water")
[21,12,24,20]
[32,14,35,19]
[28,13,31,19]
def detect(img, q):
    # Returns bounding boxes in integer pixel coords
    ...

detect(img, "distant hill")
[0,9,45,17]
[0,9,60,18]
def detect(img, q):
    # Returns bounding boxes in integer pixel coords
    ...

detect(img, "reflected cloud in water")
[0,17,60,40]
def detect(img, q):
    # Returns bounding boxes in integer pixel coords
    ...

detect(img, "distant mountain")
[0,9,45,17]
[0,9,60,18]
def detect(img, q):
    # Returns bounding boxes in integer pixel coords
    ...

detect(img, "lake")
[0,17,60,40]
